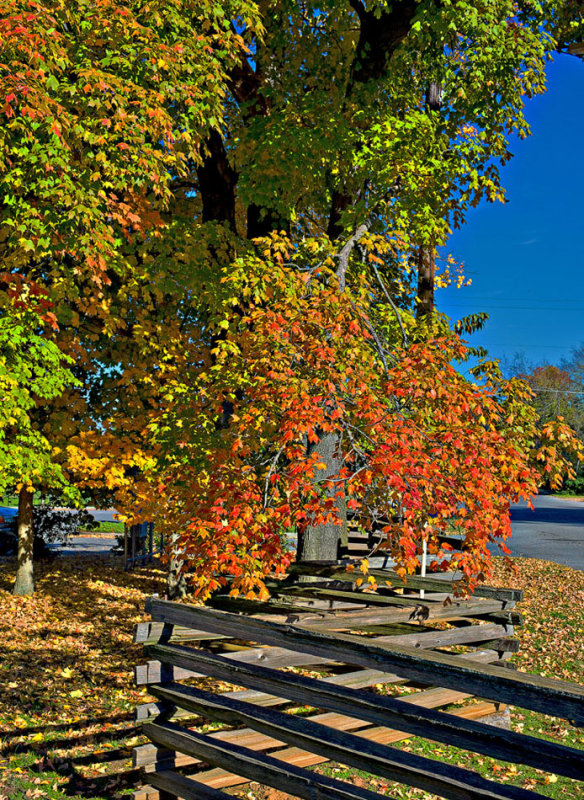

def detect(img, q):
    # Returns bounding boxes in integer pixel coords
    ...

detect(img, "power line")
[439,295,584,303]
[530,388,584,396]
[480,343,576,350]
[443,303,584,312]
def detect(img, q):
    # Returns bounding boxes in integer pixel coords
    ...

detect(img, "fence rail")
[132,563,584,800]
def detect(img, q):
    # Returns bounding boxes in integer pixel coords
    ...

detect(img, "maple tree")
[519,364,584,442]
[1,1,583,596]
[0,273,79,594]
[0,0,260,593]
[505,353,584,490]
[136,237,581,598]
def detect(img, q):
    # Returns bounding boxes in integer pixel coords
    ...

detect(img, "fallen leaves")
[0,557,166,799]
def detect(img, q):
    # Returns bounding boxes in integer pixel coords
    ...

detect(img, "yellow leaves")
[69,689,83,698]
[60,667,74,679]
[359,558,368,574]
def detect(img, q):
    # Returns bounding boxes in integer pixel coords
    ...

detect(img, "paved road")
[53,535,118,557]
[86,508,118,522]
[7,499,583,569]
[502,494,584,570]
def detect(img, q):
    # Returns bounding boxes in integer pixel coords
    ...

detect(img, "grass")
[0,556,582,800]
[95,521,124,533]
[79,521,125,535]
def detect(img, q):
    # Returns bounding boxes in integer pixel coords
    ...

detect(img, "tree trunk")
[13,486,35,596]
[416,245,436,319]
[166,533,188,600]
[197,129,237,230]
[416,82,441,321]
[297,430,348,564]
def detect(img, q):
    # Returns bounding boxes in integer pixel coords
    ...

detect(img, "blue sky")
[437,53,584,370]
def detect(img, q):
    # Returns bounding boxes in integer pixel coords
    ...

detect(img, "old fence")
[132,563,584,800]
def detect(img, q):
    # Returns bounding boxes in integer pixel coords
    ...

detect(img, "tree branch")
[328,0,420,239]
[335,221,371,291]
[370,261,409,347]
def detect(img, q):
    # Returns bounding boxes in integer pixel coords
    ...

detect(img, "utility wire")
[529,388,584,396]
[480,343,578,350]
[443,304,584,312]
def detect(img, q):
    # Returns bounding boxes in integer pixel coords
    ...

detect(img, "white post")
[420,537,427,600]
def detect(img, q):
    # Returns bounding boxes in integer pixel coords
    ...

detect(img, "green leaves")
[0,291,78,495]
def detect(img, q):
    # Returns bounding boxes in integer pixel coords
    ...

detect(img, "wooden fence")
[125,522,162,570]
[132,563,584,800]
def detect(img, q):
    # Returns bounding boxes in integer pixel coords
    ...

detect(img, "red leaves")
[128,241,583,600]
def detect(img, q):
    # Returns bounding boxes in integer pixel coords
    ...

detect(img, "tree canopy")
[1,0,583,595]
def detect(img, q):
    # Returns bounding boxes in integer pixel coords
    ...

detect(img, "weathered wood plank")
[135,684,480,766]
[145,600,583,722]
[135,648,502,723]
[148,684,552,800]
[133,785,158,800]
[275,586,446,608]
[146,644,584,778]
[143,720,392,800]
[134,621,509,687]
[472,637,520,654]
[143,719,548,800]
[134,621,228,646]
[479,610,523,627]
[137,700,500,775]
[147,770,233,800]
[287,563,523,601]
[209,597,509,629]
[210,595,345,618]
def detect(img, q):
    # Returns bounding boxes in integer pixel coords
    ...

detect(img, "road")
[502,494,584,570]
[57,497,584,568]
[54,535,118,557]
[72,496,584,568]
[85,508,118,522]
[5,499,583,569]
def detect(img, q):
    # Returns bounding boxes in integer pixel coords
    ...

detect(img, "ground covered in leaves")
[0,557,166,799]
[0,555,582,799]
[313,558,584,800]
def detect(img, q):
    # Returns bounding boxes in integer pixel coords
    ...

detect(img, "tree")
[525,365,584,441]
[1,1,583,597]
[129,237,579,598]
[504,349,584,462]
[0,0,260,593]
[0,274,77,594]
[128,0,581,594]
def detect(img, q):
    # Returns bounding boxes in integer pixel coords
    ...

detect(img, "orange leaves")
[120,236,583,599]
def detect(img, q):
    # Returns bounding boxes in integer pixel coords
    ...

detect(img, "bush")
[557,475,584,496]
[0,506,98,558]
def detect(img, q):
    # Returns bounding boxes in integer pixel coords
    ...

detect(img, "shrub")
[557,475,584,496]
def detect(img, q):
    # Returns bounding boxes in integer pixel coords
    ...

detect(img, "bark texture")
[416,245,436,319]
[297,430,348,563]
[416,82,442,320]
[13,487,35,596]
[166,533,188,600]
